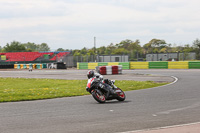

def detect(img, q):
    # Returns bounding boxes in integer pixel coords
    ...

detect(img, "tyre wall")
[13,64,45,69]
[96,65,122,75]
[0,64,14,69]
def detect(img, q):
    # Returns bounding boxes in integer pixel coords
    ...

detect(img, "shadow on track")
[90,100,131,104]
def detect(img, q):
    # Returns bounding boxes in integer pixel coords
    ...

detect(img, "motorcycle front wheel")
[116,88,126,101]
[92,90,106,103]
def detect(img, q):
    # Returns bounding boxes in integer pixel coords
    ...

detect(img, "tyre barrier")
[14,63,45,69]
[57,62,67,69]
[96,65,122,75]
[0,64,14,69]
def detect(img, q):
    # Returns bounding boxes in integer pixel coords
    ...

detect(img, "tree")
[116,39,134,49]
[22,42,38,52]
[193,38,200,59]
[149,39,166,48]
[73,50,81,56]
[97,46,106,55]
[80,47,88,55]
[144,39,167,53]
[112,48,128,55]
[87,49,95,55]
[143,43,152,54]
[193,38,200,49]
[37,43,50,51]
[183,44,194,53]
[107,43,116,52]
[3,41,26,52]
[56,48,65,51]
[128,39,141,51]
[159,47,167,53]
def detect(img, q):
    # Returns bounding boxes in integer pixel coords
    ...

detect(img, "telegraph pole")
[94,36,96,54]
[94,37,96,62]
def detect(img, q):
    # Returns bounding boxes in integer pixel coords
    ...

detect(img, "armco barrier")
[77,62,129,70]
[88,63,98,69]
[119,62,130,69]
[189,62,200,69]
[78,63,88,69]
[98,62,108,66]
[130,62,149,69]
[168,61,188,69]
[108,62,119,66]
[77,61,200,70]
[149,62,168,69]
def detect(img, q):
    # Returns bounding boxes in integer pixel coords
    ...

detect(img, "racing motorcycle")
[86,77,126,103]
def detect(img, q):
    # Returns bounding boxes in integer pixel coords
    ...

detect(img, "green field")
[0,78,168,102]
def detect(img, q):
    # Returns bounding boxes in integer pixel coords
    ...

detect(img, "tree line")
[73,38,200,60]
[1,38,200,60]
[0,41,50,52]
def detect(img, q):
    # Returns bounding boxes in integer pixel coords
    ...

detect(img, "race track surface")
[0,69,200,133]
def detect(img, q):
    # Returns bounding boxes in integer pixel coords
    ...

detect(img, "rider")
[86,70,116,97]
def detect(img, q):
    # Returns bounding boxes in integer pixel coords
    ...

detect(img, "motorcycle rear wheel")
[116,88,126,101]
[92,90,106,103]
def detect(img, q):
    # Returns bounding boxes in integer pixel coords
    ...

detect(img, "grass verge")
[0,78,168,102]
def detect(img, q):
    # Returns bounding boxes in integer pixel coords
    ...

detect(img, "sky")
[0,0,200,51]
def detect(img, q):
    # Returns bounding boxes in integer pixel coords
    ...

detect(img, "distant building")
[97,55,129,62]
[146,52,196,61]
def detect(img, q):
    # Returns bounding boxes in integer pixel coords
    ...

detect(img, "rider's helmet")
[87,70,94,79]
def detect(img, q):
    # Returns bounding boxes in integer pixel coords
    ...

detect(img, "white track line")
[148,75,178,89]
[120,75,185,133]
[120,75,200,133]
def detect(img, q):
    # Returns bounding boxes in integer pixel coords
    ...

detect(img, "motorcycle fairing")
[87,78,95,88]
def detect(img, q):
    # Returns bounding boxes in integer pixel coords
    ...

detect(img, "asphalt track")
[0,69,200,133]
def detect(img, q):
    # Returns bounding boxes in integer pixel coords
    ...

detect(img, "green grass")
[0,78,168,102]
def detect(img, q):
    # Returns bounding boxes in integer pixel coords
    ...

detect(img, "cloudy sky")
[0,0,200,50]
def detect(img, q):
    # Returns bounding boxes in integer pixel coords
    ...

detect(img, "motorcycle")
[86,77,126,103]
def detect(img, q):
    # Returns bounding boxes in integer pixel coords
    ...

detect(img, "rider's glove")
[86,87,89,92]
